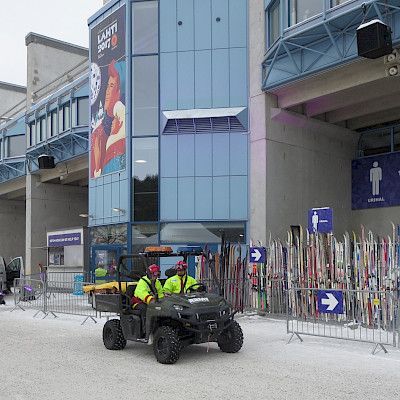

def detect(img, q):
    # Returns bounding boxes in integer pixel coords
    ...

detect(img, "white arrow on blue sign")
[317,290,343,314]
[250,247,266,263]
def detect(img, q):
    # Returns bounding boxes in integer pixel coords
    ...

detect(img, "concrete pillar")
[249,0,268,244]
[0,199,25,262]
[25,174,88,275]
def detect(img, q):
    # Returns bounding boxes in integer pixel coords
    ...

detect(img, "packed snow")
[1,293,400,400]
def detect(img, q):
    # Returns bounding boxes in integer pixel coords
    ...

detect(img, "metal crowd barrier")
[287,287,398,354]
[11,276,115,324]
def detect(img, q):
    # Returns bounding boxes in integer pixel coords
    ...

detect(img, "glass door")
[91,246,126,283]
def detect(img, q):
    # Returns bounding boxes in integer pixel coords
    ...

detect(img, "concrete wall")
[0,199,26,262]
[0,82,26,119]
[25,175,88,274]
[25,33,88,105]
[249,0,359,243]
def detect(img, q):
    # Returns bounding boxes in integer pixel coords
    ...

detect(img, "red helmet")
[175,261,188,272]
[147,264,160,278]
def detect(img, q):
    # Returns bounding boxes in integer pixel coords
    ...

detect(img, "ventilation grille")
[163,116,246,134]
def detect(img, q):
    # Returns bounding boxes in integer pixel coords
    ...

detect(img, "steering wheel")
[185,282,207,293]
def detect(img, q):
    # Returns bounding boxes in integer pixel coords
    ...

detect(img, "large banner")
[352,152,400,209]
[90,5,126,178]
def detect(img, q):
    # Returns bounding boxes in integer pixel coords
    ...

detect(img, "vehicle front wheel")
[153,326,180,364]
[103,319,127,350]
[217,320,243,353]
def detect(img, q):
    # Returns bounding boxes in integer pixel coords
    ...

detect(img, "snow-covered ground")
[1,293,400,400]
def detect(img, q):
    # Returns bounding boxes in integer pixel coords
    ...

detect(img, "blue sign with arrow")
[308,207,333,233]
[249,247,266,263]
[317,290,343,314]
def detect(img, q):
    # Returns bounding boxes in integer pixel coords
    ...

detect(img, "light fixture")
[79,213,94,218]
[135,159,147,163]
[112,207,126,215]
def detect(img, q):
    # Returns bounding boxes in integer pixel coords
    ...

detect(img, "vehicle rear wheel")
[103,319,127,350]
[153,326,180,364]
[217,320,243,353]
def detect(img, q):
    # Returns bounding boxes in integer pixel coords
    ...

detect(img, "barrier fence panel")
[12,278,46,317]
[287,287,398,353]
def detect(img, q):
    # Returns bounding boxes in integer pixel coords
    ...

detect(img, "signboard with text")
[352,152,400,209]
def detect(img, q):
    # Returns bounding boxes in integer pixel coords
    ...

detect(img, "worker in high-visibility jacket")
[132,264,164,334]
[133,264,164,305]
[163,261,197,294]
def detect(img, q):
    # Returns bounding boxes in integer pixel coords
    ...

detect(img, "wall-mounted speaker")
[38,154,55,169]
[357,19,392,59]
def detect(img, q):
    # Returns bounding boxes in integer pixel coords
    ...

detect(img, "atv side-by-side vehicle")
[93,246,243,364]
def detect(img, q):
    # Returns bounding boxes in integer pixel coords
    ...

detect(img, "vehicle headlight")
[173,304,184,311]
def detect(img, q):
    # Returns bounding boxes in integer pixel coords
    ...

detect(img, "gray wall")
[351,208,400,237]
[0,199,26,262]
[25,175,88,274]
[0,82,26,119]
[25,33,88,105]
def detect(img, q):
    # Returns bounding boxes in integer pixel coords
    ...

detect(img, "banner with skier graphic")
[89,5,126,179]
[352,152,400,209]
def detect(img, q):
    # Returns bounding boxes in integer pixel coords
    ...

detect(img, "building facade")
[0,0,400,274]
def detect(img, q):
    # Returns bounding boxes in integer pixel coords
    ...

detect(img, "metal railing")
[287,287,398,354]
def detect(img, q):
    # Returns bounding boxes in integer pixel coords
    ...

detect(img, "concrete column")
[249,0,268,244]
[25,174,88,275]
[0,199,25,262]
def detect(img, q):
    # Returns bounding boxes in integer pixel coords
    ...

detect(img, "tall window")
[77,97,89,126]
[289,0,323,26]
[268,0,280,47]
[59,103,70,132]
[28,121,35,147]
[132,56,159,136]
[132,1,158,54]
[37,116,46,143]
[133,137,159,221]
[7,135,25,157]
[50,110,57,137]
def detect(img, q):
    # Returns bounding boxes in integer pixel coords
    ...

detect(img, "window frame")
[267,0,281,48]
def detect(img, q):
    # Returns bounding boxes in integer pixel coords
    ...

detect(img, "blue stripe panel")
[74,84,89,98]
[178,177,195,219]
[177,0,194,51]
[119,178,129,222]
[177,134,195,176]
[111,181,120,218]
[160,52,178,111]
[213,176,229,219]
[211,0,229,49]
[230,175,247,219]
[229,47,247,107]
[230,133,247,175]
[229,0,247,48]
[104,183,112,218]
[161,134,178,177]
[103,174,112,184]
[161,177,178,220]
[6,118,25,136]
[96,185,104,221]
[178,51,195,109]
[160,0,177,53]
[194,133,212,176]
[212,133,229,176]
[195,50,212,108]
[212,49,229,108]
[195,177,212,219]
[194,0,211,50]
[89,185,96,217]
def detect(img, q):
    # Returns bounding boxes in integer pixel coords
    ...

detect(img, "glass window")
[37,116,46,142]
[289,0,323,25]
[77,97,89,126]
[7,135,25,157]
[133,137,159,221]
[160,222,245,244]
[28,121,35,147]
[72,100,77,127]
[60,103,70,131]
[132,55,159,136]
[132,1,158,54]
[268,0,280,46]
[90,224,128,245]
[0,139,3,159]
[50,110,57,137]
[331,0,350,6]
